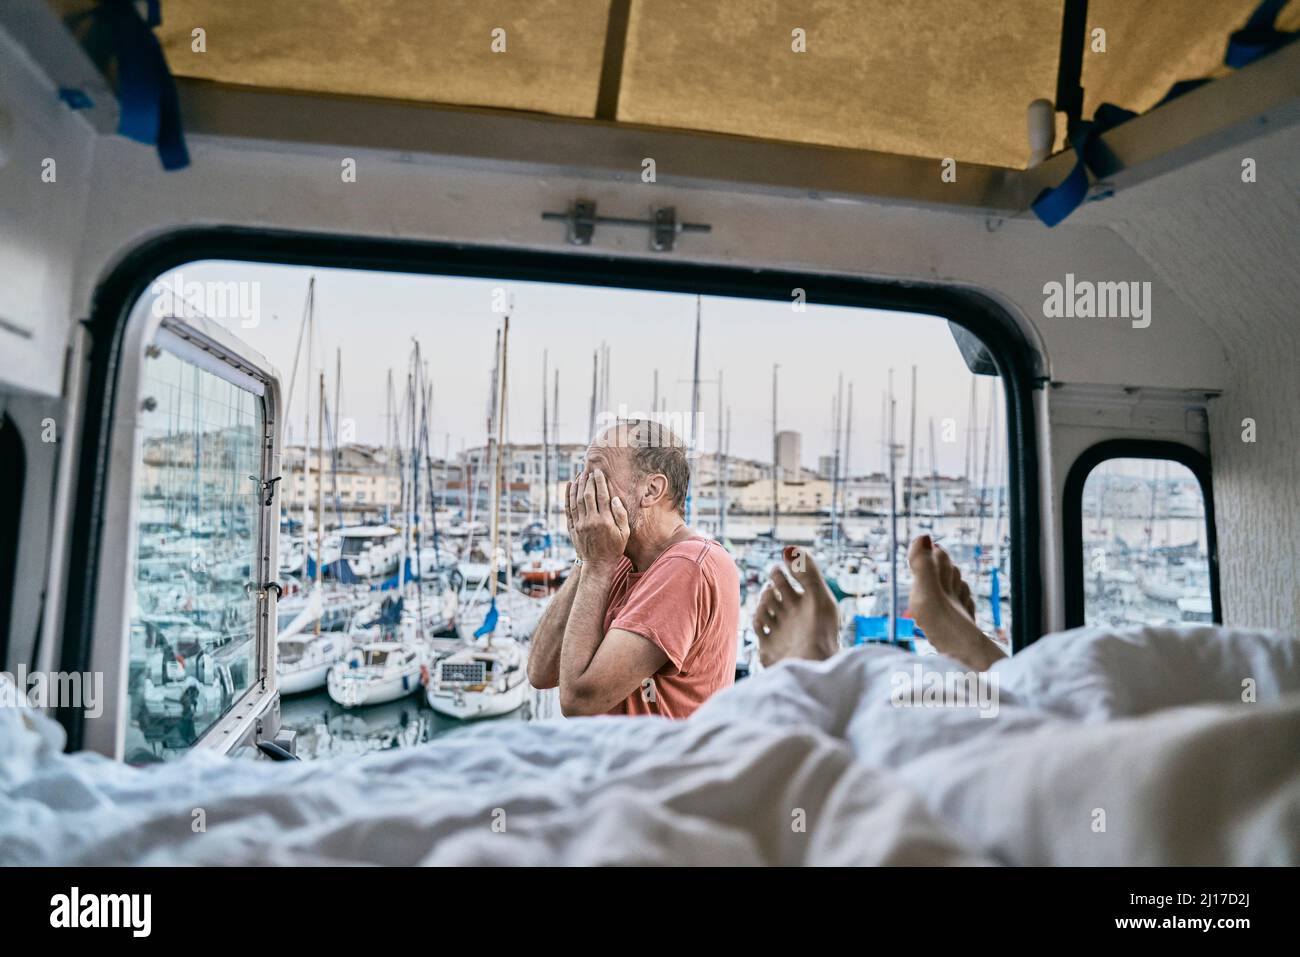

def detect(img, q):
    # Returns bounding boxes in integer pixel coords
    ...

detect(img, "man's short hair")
[616,419,690,516]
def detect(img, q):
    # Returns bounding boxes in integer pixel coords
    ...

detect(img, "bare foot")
[907,535,1007,671]
[754,546,841,666]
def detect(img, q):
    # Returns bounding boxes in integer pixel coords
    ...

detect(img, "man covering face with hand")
[527,420,740,717]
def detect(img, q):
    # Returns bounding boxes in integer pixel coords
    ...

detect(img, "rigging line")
[281,278,313,441]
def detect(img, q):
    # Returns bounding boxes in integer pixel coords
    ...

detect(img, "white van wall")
[1097,124,1300,632]
[0,7,105,672]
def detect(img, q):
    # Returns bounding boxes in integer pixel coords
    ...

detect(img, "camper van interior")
[1,0,1298,894]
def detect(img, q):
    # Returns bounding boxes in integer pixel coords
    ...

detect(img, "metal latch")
[542,200,711,252]
[250,474,281,506]
[245,581,283,601]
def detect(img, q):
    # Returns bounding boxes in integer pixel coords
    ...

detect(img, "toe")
[783,546,818,589]
[766,567,791,607]
[906,535,933,571]
[908,535,943,589]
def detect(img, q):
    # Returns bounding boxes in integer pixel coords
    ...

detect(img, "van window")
[122,261,1017,758]
[1079,457,1215,627]
[126,340,264,762]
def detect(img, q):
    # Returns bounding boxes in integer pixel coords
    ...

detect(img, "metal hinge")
[542,200,711,252]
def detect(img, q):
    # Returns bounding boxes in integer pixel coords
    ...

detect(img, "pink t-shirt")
[602,538,740,718]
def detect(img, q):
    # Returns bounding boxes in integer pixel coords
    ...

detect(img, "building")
[775,430,801,478]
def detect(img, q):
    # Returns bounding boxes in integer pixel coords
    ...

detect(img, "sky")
[154,260,1008,478]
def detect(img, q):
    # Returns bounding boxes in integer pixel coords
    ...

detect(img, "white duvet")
[2,624,1298,866]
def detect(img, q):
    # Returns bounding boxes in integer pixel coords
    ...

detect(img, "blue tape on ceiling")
[101,0,188,170]
[1033,0,1292,227]
[1226,0,1298,68]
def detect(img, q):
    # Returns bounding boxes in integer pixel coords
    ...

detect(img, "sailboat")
[275,586,350,694]
[327,640,427,707]
[519,352,569,594]
[430,314,528,719]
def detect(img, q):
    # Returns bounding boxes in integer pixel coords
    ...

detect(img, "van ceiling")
[104,0,1299,171]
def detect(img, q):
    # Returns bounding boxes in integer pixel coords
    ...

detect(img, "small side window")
[1073,453,1217,628]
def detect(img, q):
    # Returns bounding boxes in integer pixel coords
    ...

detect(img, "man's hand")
[565,478,581,559]
[570,470,629,568]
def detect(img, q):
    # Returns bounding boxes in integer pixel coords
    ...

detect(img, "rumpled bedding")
[2,624,1298,866]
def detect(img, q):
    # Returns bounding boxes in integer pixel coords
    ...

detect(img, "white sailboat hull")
[328,667,423,707]
[278,660,334,695]
[426,637,528,719]
[426,678,527,720]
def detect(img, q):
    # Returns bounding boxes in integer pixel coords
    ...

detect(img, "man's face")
[582,427,642,532]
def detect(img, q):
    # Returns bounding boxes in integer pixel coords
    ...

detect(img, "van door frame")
[59,226,1045,751]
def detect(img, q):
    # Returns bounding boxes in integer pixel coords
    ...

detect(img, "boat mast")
[303,277,314,578]
[412,344,429,636]
[551,367,559,558]
[770,363,779,537]
[315,371,325,636]
[963,379,975,539]
[905,365,917,543]
[333,347,341,522]
[467,328,501,572]
[423,375,440,570]
[722,405,731,544]
[281,275,312,547]
[843,381,854,547]
[399,363,412,595]
[887,370,898,643]
[588,349,598,441]
[830,374,843,555]
[602,342,610,415]
[488,315,510,648]
[502,382,514,637]
[990,390,1004,632]
[687,296,702,526]
[929,418,942,524]
[542,349,550,550]
[385,369,394,525]
[975,378,995,572]
[715,369,724,539]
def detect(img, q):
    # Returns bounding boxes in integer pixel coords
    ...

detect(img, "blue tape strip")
[1226,0,1297,68]
[1031,122,1101,227]
[1033,0,1290,228]
[58,87,94,110]
[102,0,189,170]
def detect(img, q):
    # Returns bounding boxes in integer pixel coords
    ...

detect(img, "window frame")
[1062,439,1221,629]
[70,285,283,760]
[60,227,1044,751]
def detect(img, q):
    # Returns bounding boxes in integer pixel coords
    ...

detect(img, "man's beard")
[625,505,643,537]
[622,489,644,538]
